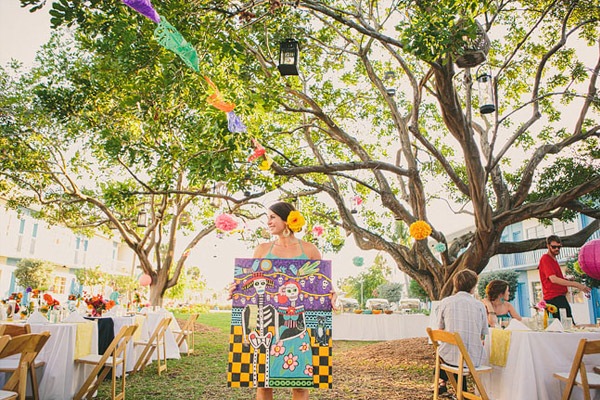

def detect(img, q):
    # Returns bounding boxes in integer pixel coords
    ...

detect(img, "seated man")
[437,269,489,395]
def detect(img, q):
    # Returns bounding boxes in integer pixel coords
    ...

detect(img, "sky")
[0,1,472,293]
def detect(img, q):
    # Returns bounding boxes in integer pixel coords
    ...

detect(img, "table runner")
[74,321,95,359]
[489,328,511,367]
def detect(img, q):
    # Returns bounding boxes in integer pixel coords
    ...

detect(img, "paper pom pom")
[122,0,161,23]
[287,211,305,232]
[227,111,247,133]
[353,256,364,267]
[353,195,363,205]
[215,213,238,232]
[312,225,324,237]
[139,274,152,286]
[154,17,199,72]
[579,239,600,280]
[434,243,447,253]
[409,220,432,240]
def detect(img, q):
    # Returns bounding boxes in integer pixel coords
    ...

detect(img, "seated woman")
[482,279,522,327]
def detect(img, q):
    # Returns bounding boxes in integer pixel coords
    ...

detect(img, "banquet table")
[332,313,429,341]
[483,327,600,400]
[0,321,98,400]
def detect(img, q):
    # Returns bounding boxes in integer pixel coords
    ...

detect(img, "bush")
[477,270,519,301]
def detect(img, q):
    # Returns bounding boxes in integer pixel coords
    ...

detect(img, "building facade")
[0,198,135,302]
[481,214,599,324]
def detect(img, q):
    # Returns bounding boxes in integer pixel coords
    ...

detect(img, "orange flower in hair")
[287,211,305,232]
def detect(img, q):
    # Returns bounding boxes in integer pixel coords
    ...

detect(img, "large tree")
[1,0,283,305]
[9,0,600,300]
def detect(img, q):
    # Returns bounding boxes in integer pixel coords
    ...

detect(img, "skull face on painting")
[253,279,268,295]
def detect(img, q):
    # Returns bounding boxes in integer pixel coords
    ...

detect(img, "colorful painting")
[227,258,333,389]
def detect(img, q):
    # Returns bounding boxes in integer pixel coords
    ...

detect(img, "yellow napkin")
[74,321,95,359]
[134,315,146,341]
[489,328,512,367]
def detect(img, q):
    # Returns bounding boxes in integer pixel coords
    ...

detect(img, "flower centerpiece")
[83,294,115,317]
[533,300,557,329]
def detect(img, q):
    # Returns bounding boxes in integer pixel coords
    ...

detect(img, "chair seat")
[554,371,600,388]
[76,353,124,366]
[441,363,492,375]
[0,390,17,400]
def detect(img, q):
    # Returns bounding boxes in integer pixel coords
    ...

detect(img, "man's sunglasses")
[550,245,562,249]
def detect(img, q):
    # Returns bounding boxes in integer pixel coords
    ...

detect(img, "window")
[29,223,38,254]
[16,218,25,252]
[53,276,67,294]
[531,281,542,304]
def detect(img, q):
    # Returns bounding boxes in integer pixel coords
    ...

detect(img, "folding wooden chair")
[0,335,16,400]
[0,324,46,400]
[132,316,171,375]
[553,338,600,400]
[172,313,198,355]
[0,332,51,400]
[73,324,138,400]
[427,327,491,400]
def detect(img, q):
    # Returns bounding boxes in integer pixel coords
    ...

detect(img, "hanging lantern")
[384,70,396,96]
[136,209,148,228]
[278,39,300,76]
[477,71,496,114]
[243,174,252,197]
[454,20,490,68]
[579,239,600,280]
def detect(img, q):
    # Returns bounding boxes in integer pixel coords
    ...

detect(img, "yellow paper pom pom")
[287,210,305,232]
[409,220,432,240]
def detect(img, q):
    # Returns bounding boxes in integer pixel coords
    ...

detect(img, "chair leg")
[29,364,40,400]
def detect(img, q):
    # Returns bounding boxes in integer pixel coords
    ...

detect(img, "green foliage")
[375,282,403,303]
[408,279,429,301]
[566,252,600,289]
[477,270,519,301]
[338,254,390,307]
[74,266,106,288]
[13,258,55,290]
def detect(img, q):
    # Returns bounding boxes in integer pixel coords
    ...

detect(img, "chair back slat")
[0,324,31,337]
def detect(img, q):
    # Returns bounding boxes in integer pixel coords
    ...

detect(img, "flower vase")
[91,308,103,317]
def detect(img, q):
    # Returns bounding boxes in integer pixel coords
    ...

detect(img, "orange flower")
[43,293,53,303]
[287,211,305,232]
[409,220,432,240]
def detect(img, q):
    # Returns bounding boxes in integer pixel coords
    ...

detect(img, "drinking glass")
[500,317,510,329]
[596,318,600,328]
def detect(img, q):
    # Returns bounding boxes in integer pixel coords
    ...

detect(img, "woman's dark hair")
[486,279,509,301]
[453,269,478,293]
[268,202,296,222]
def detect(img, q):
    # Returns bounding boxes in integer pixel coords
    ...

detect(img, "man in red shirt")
[538,235,590,320]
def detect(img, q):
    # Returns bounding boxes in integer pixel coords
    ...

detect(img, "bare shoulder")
[301,240,322,260]
[253,242,273,258]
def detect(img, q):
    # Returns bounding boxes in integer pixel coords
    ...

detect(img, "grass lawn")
[96,312,434,399]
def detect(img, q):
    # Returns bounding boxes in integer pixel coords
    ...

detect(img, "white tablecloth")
[483,329,600,400]
[332,313,429,341]
[0,322,98,400]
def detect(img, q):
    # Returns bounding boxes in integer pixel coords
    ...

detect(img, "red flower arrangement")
[83,294,115,317]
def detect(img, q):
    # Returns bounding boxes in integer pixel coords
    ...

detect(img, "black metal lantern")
[136,209,148,228]
[278,39,299,76]
[455,21,490,68]
[243,174,252,197]
[476,71,495,114]
[384,70,396,96]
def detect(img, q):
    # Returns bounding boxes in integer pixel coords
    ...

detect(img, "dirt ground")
[187,319,436,399]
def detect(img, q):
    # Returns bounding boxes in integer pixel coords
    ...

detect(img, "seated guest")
[437,269,489,395]
[482,279,522,327]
